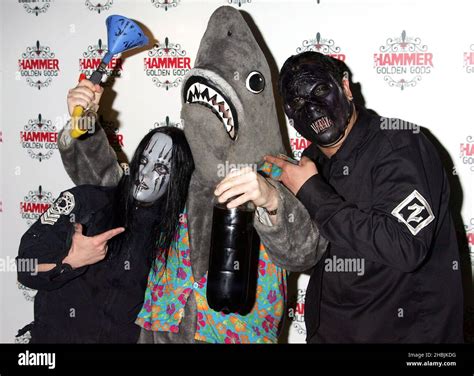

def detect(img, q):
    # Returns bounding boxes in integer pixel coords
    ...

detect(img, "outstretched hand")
[264,155,318,195]
[62,223,125,269]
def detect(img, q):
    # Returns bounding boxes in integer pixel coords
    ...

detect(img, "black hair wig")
[108,126,194,261]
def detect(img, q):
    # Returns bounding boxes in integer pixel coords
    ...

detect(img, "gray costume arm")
[58,121,123,186]
[254,179,328,272]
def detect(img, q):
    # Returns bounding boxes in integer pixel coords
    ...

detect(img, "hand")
[214,167,279,212]
[62,223,125,269]
[264,155,318,195]
[67,79,104,117]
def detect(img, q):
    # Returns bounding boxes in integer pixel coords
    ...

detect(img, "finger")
[94,84,104,94]
[94,227,125,243]
[214,167,252,193]
[68,98,90,115]
[73,223,83,234]
[264,155,289,169]
[299,156,312,166]
[227,192,253,209]
[223,166,255,180]
[92,90,103,109]
[217,181,256,204]
[69,93,94,109]
[215,172,255,196]
[70,86,95,101]
[77,79,96,91]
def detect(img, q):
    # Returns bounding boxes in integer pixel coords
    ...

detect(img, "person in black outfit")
[17,126,194,343]
[266,52,464,343]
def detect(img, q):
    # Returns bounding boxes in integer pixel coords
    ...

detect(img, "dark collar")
[133,199,164,225]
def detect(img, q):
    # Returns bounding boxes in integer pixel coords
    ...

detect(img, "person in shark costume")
[57,6,327,343]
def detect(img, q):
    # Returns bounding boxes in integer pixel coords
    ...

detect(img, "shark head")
[181,6,285,186]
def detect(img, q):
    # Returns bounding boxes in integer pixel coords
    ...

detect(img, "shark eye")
[246,71,265,94]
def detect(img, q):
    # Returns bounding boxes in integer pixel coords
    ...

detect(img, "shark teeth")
[185,82,236,140]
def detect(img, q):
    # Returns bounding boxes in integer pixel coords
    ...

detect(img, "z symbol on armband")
[391,190,435,235]
[41,191,75,225]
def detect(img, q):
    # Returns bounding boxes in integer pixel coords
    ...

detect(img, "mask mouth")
[135,180,149,191]
[183,76,238,140]
[309,116,334,135]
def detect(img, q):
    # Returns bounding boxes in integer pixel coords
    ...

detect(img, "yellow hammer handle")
[70,105,87,138]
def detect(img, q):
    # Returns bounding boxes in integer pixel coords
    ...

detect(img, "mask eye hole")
[291,97,305,111]
[153,163,169,175]
[245,71,265,94]
[312,83,330,97]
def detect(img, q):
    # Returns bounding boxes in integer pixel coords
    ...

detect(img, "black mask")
[280,58,353,147]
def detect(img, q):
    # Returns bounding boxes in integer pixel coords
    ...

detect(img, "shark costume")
[57,6,327,343]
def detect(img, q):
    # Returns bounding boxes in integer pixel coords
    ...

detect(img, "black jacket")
[297,107,464,343]
[17,185,155,343]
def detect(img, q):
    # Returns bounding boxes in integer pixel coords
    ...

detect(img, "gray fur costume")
[58,6,327,343]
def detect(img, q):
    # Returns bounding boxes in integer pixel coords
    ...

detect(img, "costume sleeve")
[296,144,441,273]
[253,179,329,272]
[58,120,123,186]
[17,190,88,291]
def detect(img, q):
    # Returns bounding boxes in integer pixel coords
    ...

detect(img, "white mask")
[132,133,173,204]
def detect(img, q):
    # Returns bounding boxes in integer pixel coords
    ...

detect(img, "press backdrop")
[1,0,473,343]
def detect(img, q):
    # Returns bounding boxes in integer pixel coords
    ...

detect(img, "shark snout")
[182,69,242,141]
